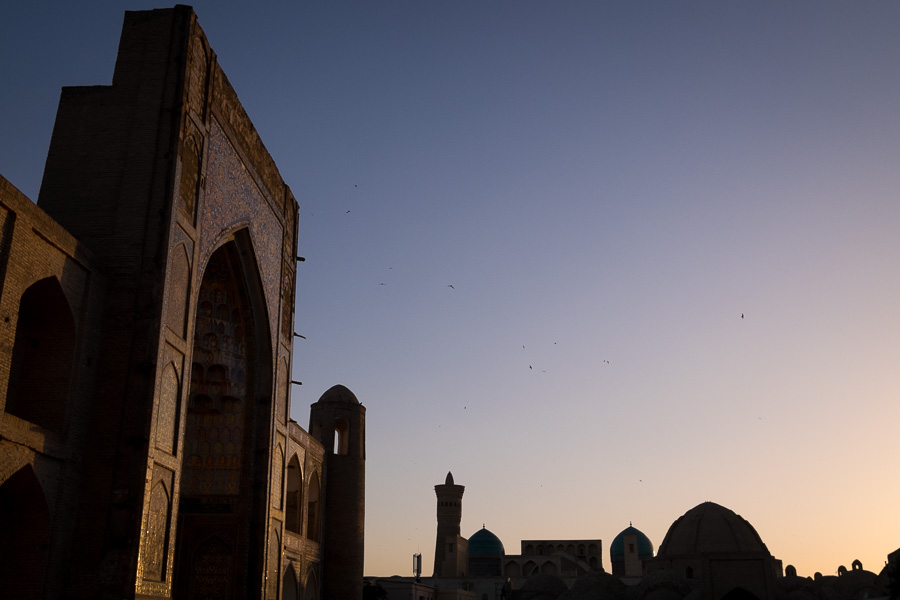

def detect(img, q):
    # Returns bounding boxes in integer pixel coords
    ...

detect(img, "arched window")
[685,566,694,579]
[5,277,76,433]
[334,419,348,455]
[286,455,303,534]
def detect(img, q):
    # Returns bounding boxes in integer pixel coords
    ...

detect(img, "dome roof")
[317,384,359,404]
[657,502,770,557]
[520,573,567,598]
[467,526,505,557]
[563,571,626,600]
[610,524,654,558]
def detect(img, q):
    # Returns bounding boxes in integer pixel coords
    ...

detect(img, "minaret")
[310,385,366,600]
[433,472,467,578]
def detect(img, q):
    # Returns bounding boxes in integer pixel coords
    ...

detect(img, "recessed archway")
[174,233,273,598]
[0,465,51,598]
[5,276,75,433]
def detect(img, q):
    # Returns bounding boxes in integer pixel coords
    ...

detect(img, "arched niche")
[174,231,273,597]
[306,470,321,543]
[282,564,298,600]
[6,276,76,433]
[286,454,303,534]
[0,465,51,596]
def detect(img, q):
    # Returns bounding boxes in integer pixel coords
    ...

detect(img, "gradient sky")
[2,0,899,580]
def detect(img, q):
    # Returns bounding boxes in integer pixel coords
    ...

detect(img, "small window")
[334,419,349,455]
[628,543,635,553]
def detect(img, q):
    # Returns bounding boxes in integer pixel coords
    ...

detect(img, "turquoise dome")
[467,526,505,557]
[610,525,654,558]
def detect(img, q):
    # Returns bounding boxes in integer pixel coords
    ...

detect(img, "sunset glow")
[2,0,898,580]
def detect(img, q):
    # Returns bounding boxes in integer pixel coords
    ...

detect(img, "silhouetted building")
[434,471,469,578]
[0,6,364,600]
[468,527,505,577]
[647,502,782,600]
[610,524,654,579]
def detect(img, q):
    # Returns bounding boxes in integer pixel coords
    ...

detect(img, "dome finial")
[445,472,454,485]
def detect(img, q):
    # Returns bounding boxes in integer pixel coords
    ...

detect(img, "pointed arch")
[175,231,273,597]
[0,465,51,597]
[304,567,319,600]
[283,563,299,600]
[165,243,192,338]
[272,444,285,510]
[155,362,181,454]
[286,454,303,534]
[5,276,76,433]
[141,480,171,581]
[306,470,321,543]
[505,561,521,578]
[266,527,281,598]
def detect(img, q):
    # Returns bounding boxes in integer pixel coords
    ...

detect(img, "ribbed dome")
[610,525,654,558]
[467,526,505,557]
[657,502,769,557]
[317,384,359,404]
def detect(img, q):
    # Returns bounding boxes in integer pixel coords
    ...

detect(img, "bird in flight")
[447,284,454,289]
[741,313,744,319]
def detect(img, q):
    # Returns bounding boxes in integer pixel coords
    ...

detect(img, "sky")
[2,0,899,580]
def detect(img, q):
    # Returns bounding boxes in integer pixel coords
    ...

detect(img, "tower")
[433,471,468,578]
[309,384,366,600]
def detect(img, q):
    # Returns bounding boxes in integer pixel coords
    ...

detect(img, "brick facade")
[0,7,364,600]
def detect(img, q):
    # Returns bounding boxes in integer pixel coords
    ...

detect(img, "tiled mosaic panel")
[181,246,253,496]
[201,118,283,343]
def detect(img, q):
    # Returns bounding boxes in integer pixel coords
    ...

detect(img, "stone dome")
[317,384,359,404]
[520,573,568,599]
[657,502,770,557]
[467,526,505,557]
[610,524,654,558]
